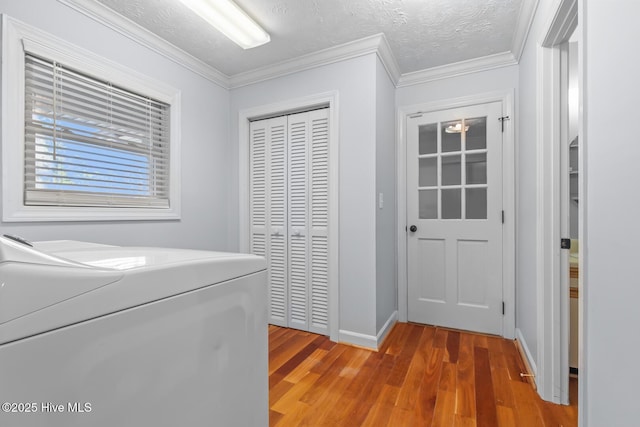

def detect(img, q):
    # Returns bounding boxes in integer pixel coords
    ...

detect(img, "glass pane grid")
[417,117,488,220]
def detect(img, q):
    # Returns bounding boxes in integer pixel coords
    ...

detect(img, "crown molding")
[375,33,402,86]
[56,0,230,89]
[512,0,541,61]
[56,0,529,91]
[229,33,397,89]
[397,51,518,88]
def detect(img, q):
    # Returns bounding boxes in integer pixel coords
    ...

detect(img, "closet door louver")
[249,108,329,335]
[287,112,309,331]
[308,110,329,335]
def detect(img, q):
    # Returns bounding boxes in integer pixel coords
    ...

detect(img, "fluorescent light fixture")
[178,0,270,49]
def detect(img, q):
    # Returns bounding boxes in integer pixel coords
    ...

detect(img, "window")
[2,16,181,221]
[24,54,171,208]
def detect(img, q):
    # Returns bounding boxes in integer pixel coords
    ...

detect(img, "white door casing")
[406,102,505,336]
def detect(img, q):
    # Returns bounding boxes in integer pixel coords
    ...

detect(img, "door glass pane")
[419,189,438,219]
[442,155,461,186]
[466,117,487,150]
[419,157,438,187]
[466,188,487,219]
[442,189,461,219]
[442,120,462,152]
[419,123,438,155]
[466,153,487,185]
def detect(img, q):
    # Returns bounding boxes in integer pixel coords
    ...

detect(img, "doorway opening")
[562,28,580,408]
[536,0,580,408]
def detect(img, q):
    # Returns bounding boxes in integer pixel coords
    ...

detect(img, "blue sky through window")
[33,115,151,196]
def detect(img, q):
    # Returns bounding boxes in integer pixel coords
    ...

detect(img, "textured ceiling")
[95,0,523,77]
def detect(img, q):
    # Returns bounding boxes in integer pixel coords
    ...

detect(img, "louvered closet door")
[289,110,329,335]
[250,117,288,327]
[250,108,329,335]
[308,110,330,335]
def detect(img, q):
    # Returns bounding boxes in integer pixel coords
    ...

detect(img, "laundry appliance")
[0,235,268,426]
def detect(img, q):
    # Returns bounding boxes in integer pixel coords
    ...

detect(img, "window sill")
[3,205,181,223]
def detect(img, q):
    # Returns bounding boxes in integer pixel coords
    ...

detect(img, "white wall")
[229,54,380,338]
[375,57,397,331]
[582,0,640,424]
[396,66,518,107]
[0,0,231,251]
[515,0,554,365]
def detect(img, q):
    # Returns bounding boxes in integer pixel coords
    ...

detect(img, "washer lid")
[0,237,266,345]
[0,236,124,328]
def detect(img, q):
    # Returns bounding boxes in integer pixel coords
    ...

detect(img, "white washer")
[0,235,268,427]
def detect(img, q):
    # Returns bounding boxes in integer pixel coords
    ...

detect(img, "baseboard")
[376,311,398,349]
[515,328,538,389]
[338,311,398,351]
[338,329,378,350]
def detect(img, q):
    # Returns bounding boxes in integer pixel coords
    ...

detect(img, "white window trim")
[1,15,181,222]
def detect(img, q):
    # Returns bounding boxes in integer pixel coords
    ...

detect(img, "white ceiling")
[72,0,532,85]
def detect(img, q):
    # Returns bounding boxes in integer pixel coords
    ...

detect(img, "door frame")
[536,0,579,406]
[396,90,516,339]
[238,91,340,343]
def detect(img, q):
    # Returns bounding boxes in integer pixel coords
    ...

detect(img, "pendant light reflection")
[445,122,470,133]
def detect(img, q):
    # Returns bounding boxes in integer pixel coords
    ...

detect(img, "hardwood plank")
[338,347,371,379]
[271,335,325,385]
[284,348,327,383]
[438,362,457,393]
[271,401,310,427]
[269,409,284,426]
[496,405,516,427]
[445,330,460,363]
[433,327,448,348]
[473,346,498,427]
[387,324,424,387]
[271,372,321,414]
[348,352,397,426]
[416,346,445,425]
[387,406,419,427]
[431,390,456,427]
[385,322,413,356]
[360,384,400,427]
[269,332,319,375]
[490,366,517,409]
[395,328,432,409]
[268,325,578,427]
[455,334,476,419]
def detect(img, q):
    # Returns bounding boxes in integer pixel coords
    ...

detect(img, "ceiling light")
[445,123,470,133]
[178,0,270,49]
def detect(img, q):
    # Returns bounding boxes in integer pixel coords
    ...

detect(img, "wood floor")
[269,323,577,426]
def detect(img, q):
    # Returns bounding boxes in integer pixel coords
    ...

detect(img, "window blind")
[23,53,171,208]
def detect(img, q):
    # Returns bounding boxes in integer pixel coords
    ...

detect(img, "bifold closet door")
[250,116,288,327]
[249,109,329,335]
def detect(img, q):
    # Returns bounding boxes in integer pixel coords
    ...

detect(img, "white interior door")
[249,109,330,335]
[407,102,504,335]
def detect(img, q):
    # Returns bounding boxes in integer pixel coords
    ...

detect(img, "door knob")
[409,225,417,232]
